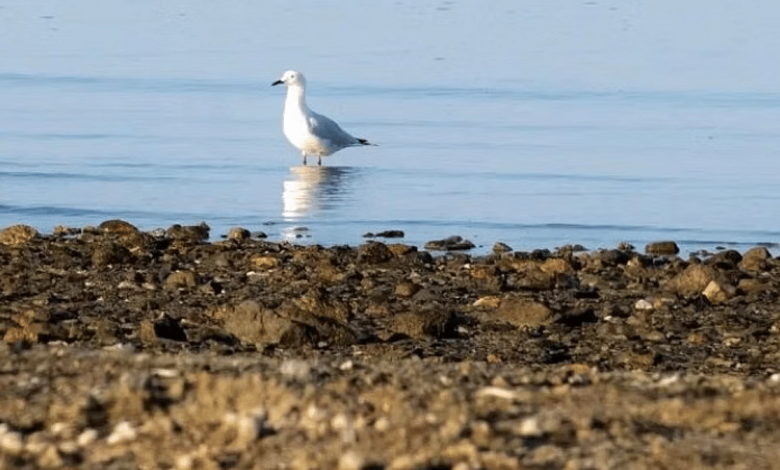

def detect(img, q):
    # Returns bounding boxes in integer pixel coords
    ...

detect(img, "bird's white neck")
[284,85,308,115]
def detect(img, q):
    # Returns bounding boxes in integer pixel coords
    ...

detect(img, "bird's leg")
[302,152,308,166]
[317,154,322,166]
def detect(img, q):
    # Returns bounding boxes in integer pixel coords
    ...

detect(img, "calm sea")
[2,1,780,254]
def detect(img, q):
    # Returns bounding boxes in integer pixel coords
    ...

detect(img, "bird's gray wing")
[308,111,359,147]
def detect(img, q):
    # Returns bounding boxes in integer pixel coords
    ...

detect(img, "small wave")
[0,73,257,95]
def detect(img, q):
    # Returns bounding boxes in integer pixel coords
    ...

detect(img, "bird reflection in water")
[282,165,357,219]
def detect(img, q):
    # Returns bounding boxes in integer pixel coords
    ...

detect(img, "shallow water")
[2,0,780,254]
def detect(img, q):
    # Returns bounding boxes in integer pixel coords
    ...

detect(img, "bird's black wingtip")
[357,138,377,146]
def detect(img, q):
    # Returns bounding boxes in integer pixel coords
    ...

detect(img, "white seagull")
[272,70,375,166]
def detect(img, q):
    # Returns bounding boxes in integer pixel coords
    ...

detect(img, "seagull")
[272,70,375,166]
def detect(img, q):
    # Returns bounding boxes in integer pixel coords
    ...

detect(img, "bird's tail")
[357,138,377,146]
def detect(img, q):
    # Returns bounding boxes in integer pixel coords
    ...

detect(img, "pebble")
[226,227,251,241]
[492,242,513,253]
[77,428,99,447]
[424,235,475,251]
[0,224,39,246]
[645,241,680,255]
[634,299,654,311]
[0,425,24,455]
[107,421,137,445]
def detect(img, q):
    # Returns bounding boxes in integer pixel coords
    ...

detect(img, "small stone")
[164,271,197,290]
[338,451,364,470]
[357,241,392,264]
[0,426,23,455]
[540,258,572,274]
[686,333,707,345]
[595,249,630,266]
[0,224,38,246]
[473,296,501,308]
[107,421,137,445]
[250,255,280,270]
[117,280,139,290]
[388,244,417,257]
[390,308,455,339]
[518,417,542,437]
[3,326,39,345]
[492,242,512,253]
[666,264,719,297]
[705,250,742,269]
[394,280,420,298]
[737,278,772,295]
[645,241,680,256]
[166,222,210,242]
[702,279,736,304]
[740,246,772,271]
[634,299,654,311]
[38,445,64,467]
[424,235,475,251]
[373,230,404,238]
[496,297,552,330]
[98,219,139,234]
[53,225,80,236]
[226,227,251,241]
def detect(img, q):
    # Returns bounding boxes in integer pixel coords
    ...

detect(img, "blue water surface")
[1,1,779,254]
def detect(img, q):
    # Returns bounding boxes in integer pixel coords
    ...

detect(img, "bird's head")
[272,70,306,88]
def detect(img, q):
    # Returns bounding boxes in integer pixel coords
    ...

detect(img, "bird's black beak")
[271,80,283,86]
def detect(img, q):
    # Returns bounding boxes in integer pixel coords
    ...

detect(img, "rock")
[107,421,137,445]
[424,235,475,251]
[645,241,680,256]
[595,249,630,266]
[506,262,555,291]
[666,264,719,297]
[394,280,420,298]
[473,296,501,308]
[226,227,251,241]
[164,271,197,290]
[357,241,392,264]
[634,299,654,311]
[216,300,309,347]
[0,224,38,246]
[389,308,455,339]
[250,255,280,270]
[138,320,157,344]
[366,230,404,238]
[702,279,736,304]
[737,278,773,296]
[3,326,40,345]
[166,223,210,243]
[492,242,512,253]
[53,225,80,237]
[705,250,742,269]
[539,258,572,274]
[388,244,417,257]
[0,425,24,455]
[740,247,772,271]
[496,297,553,330]
[98,219,139,235]
[92,242,132,268]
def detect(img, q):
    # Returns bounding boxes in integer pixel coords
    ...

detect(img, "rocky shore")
[2,221,780,469]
